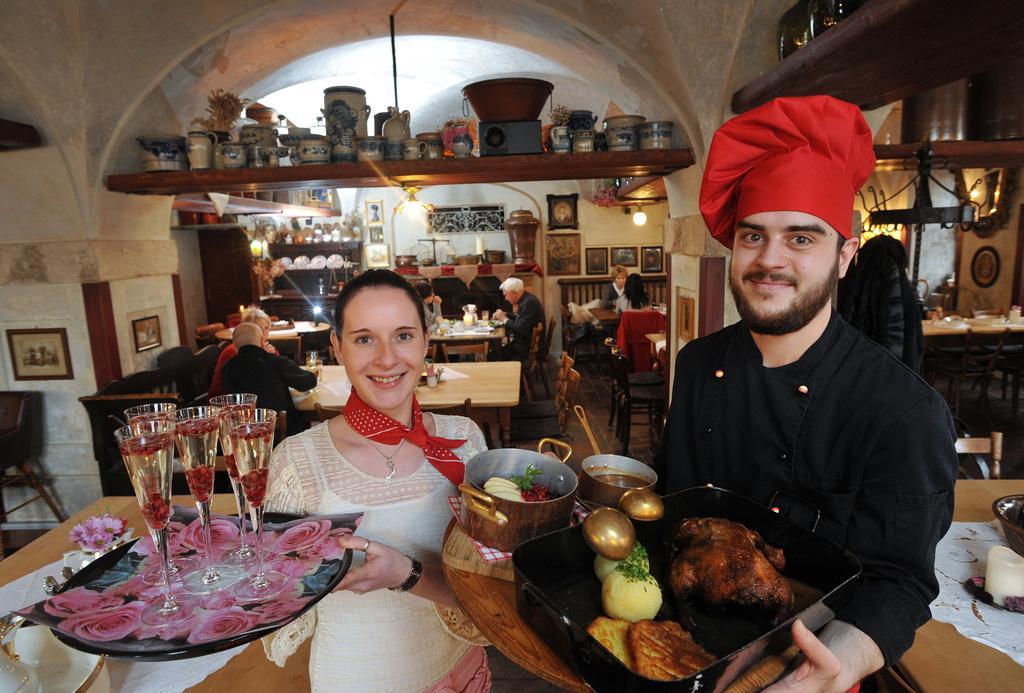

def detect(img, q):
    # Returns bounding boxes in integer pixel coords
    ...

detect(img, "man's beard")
[729,256,838,336]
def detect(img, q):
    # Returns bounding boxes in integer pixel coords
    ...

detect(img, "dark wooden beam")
[875,141,1024,171]
[81,282,121,388]
[615,176,667,204]
[172,194,341,217]
[0,119,41,150]
[105,149,695,195]
[698,257,726,338]
[171,274,189,347]
[732,0,1024,113]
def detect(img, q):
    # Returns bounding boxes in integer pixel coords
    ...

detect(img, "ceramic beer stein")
[355,136,386,162]
[551,126,571,154]
[186,130,217,170]
[603,115,646,151]
[416,132,444,160]
[216,141,247,169]
[402,138,420,160]
[638,121,673,150]
[572,129,595,153]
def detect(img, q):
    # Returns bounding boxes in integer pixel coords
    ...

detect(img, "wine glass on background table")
[227,407,288,601]
[209,393,258,566]
[114,419,196,626]
[175,406,243,594]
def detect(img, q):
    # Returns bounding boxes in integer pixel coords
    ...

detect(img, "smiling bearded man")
[655,96,958,692]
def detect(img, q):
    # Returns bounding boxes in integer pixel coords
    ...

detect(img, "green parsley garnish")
[511,464,542,491]
[614,543,655,583]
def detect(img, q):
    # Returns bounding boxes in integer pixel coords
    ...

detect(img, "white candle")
[985,545,1024,607]
[476,236,484,256]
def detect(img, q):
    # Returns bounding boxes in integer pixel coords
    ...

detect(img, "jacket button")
[797,384,809,394]
[779,452,788,460]
[714,369,724,378]
[705,426,713,434]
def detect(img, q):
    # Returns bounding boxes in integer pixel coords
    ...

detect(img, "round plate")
[310,255,327,269]
[293,255,310,269]
[326,254,344,268]
[278,256,293,268]
[16,626,109,692]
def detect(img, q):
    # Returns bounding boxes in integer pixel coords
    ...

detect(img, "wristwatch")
[389,556,423,592]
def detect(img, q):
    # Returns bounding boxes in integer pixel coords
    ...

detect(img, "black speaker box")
[478,120,542,156]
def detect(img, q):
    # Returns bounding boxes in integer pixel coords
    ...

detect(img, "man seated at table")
[493,277,544,363]
[221,323,317,437]
[209,307,278,397]
[415,280,443,329]
[656,96,958,689]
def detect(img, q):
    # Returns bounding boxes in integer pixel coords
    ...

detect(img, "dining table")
[443,479,1024,691]
[293,362,521,447]
[923,317,1024,338]
[429,324,507,354]
[213,320,332,342]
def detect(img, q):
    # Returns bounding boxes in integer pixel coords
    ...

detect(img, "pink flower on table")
[60,600,145,642]
[177,516,240,553]
[264,557,316,580]
[135,611,199,642]
[44,588,126,618]
[248,598,310,626]
[272,519,332,555]
[302,534,346,561]
[186,607,257,644]
[131,520,186,557]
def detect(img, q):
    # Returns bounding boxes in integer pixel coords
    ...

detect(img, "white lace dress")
[261,414,487,692]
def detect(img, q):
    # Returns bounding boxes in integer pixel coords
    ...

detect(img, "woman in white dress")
[263,269,490,691]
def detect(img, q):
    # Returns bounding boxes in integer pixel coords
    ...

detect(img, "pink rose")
[201,592,238,610]
[177,517,240,553]
[44,588,125,618]
[272,520,332,555]
[302,534,346,561]
[187,607,257,644]
[134,611,199,642]
[131,522,185,557]
[249,598,310,626]
[60,601,144,642]
[264,557,315,580]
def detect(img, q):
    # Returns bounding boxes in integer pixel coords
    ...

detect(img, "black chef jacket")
[655,311,957,666]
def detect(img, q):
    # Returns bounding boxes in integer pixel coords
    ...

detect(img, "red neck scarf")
[342,390,467,485]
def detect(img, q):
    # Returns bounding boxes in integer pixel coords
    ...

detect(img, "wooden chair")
[533,317,556,399]
[521,322,545,402]
[314,403,344,422]
[195,322,225,348]
[996,332,1024,423]
[421,398,494,448]
[513,352,575,421]
[927,330,1008,420]
[440,340,489,362]
[0,392,67,556]
[270,334,302,363]
[610,352,666,456]
[956,431,1003,479]
[510,368,580,442]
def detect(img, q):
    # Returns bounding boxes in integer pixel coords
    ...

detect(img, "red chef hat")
[699,95,875,249]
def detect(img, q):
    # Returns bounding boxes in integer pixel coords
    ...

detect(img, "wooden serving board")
[442,521,515,581]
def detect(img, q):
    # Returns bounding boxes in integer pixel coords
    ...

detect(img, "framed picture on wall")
[970,246,1000,288]
[641,246,664,273]
[365,243,391,268]
[547,233,581,276]
[132,316,162,352]
[676,290,695,343]
[368,226,385,243]
[6,328,74,380]
[546,194,579,230]
[585,247,609,275]
[365,199,385,227]
[611,246,638,267]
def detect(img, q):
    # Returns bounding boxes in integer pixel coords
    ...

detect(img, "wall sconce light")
[249,238,263,258]
[632,209,648,226]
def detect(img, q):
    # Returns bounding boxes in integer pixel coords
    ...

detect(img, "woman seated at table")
[616,273,650,314]
[209,307,279,397]
[262,269,490,692]
[600,264,628,308]
[415,280,443,329]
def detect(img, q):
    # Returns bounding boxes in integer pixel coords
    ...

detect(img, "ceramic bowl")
[462,78,553,121]
[298,136,330,165]
[993,495,1024,556]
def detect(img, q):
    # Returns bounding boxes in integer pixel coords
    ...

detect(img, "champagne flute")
[227,407,288,601]
[124,402,177,425]
[114,419,196,626]
[209,393,258,566]
[175,407,243,594]
[123,402,198,581]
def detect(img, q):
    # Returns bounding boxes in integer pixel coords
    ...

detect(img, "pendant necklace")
[367,439,406,483]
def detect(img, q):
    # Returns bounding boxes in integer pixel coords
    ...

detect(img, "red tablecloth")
[616,310,667,372]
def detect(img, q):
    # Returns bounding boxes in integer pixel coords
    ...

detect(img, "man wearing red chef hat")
[656,96,957,690]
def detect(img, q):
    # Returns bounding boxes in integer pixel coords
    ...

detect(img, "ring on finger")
[361,538,371,552]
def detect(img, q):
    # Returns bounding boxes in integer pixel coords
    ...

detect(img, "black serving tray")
[512,486,861,691]
[19,511,357,661]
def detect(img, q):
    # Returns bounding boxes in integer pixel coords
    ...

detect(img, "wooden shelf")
[172,194,340,217]
[105,149,694,195]
[732,0,1024,113]
[874,140,1024,171]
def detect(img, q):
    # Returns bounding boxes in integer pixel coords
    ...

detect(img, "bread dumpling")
[602,570,663,622]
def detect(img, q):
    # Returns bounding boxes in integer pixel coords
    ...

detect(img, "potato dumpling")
[602,570,663,622]
[594,543,650,582]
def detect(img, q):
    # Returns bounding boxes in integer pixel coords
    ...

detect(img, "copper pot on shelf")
[459,440,576,552]
[395,255,418,267]
[456,254,481,265]
[483,250,506,264]
[506,209,539,265]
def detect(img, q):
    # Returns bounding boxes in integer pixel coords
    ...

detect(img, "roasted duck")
[668,518,793,624]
